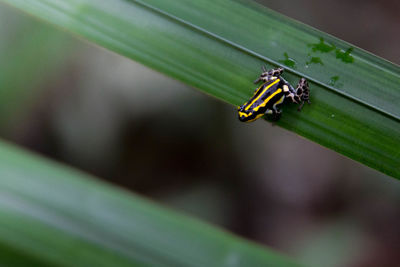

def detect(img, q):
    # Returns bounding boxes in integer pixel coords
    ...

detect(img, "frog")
[238,66,310,122]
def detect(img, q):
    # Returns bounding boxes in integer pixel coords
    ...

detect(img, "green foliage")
[2,0,399,178]
[0,5,75,128]
[0,141,300,266]
[0,0,399,265]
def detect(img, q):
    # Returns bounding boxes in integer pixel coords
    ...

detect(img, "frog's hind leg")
[265,107,281,121]
[283,84,299,104]
[265,66,284,78]
[273,94,285,112]
[254,66,284,84]
[295,78,310,111]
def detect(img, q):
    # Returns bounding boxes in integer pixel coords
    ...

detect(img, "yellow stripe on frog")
[253,88,282,112]
[245,79,280,111]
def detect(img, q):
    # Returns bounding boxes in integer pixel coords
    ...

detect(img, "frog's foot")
[264,109,271,114]
[265,108,281,121]
[254,66,284,84]
[272,105,281,114]
[295,78,310,111]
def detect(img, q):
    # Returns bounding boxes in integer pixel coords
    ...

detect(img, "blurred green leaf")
[0,141,300,266]
[0,3,76,128]
[2,0,399,178]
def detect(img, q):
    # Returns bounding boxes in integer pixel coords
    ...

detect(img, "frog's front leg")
[254,66,284,84]
[295,78,310,111]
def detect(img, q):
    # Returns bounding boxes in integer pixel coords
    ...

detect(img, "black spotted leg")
[295,78,310,111]
[280,79,299,104]
[253,66,284,84]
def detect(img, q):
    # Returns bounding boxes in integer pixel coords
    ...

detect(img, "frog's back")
[238,79,284,122]
[240,79,282,112]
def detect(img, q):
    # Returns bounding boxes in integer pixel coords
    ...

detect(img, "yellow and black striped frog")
[238,66,310,122]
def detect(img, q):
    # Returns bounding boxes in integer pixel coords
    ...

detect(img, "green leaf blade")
[2,0,399,179]
[0,141,301,267]
[138,0,400,119]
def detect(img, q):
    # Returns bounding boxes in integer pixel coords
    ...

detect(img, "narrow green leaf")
[1,3,399,180]
[0,4,76,127]
[140,0,400,119]
[0,141,300,266]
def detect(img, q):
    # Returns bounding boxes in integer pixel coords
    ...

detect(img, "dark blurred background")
[0,1,399,266]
